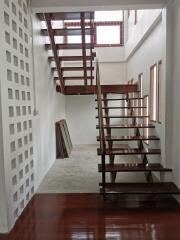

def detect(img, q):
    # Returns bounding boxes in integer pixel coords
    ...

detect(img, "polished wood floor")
[1,193,180,240]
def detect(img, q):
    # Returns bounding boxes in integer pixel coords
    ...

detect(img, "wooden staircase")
[37,11,96,94]
[95,60,180,196]
[37,11,140,95]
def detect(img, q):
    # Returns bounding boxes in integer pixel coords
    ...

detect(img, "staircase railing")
[96,59,106,154]
[90,12,94,85]
[81,12,87,86]
[44,13,65,93]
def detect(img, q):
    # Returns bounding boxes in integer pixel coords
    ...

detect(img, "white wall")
[126,9,167,164]
[171,2,180,188]
[32,14,66,190]
[66,95,97,144]
[125,9,162,59]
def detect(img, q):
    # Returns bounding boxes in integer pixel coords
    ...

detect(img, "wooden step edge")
[95,107,146,109]
[49,55,96,61]
[96,115,150,119]
[97,148,161,156]
[45,43,94,50]
[96,124,155,129]
[99,182,180,194]
[95,98,144,101]
[98,163,172,173]
[96,135,160,141]
[61,67,94,71]
[63,76,94,80]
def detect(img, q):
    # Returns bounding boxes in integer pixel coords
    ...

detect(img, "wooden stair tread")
[96,124,155,129]
[37,12,94,21]
[97,135,160,141]
[96,106,146,109]
[49,54,95,61]
[98,163,172,172]
[95,97,143,101]
[96,115,149,119]
[97,148,161,155]
[63,76,94,80]
[61,67,94,71]
[42,28,92,36]
[99,182,180,194]
[45,43,93,50]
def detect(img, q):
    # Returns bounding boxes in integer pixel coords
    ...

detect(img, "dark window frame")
[64,17,124,47]
[150,64,158,122]
[158,60,162,123]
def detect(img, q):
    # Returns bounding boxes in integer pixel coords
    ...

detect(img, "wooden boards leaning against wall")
[56,119,73,159]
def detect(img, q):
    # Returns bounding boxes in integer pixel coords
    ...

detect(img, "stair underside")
[97,135,160,141]
[99,182,180,194]
[57,85,139,95]
[97,148,161,155]
[96,124,155,129]
[98,163,172,172]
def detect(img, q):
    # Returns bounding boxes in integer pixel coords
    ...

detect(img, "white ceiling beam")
[31,0,167,13]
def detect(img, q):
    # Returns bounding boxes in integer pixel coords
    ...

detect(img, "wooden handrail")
[96,59,106,154]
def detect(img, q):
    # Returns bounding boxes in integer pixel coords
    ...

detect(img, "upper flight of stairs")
[37,11,96,94]
[37,11,140,95]
[96,79,180,195]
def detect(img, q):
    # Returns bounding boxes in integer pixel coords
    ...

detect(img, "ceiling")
[31,0,168,13]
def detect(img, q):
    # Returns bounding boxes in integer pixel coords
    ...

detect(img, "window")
[158,61,162,123]
[95,11,124,46]
[134,10,137,25]
[138,73,143,116]
[64,11,124,47]
[150,64,157,121]
[143,96,149,144]
[96,26,120,45]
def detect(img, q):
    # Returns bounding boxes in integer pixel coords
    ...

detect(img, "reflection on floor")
[38,145,145,193]
[1,193,180,240]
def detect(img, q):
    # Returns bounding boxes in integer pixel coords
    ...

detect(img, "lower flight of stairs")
[96,92,180,196]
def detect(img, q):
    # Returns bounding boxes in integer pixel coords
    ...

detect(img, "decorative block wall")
[0,0,34,230]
